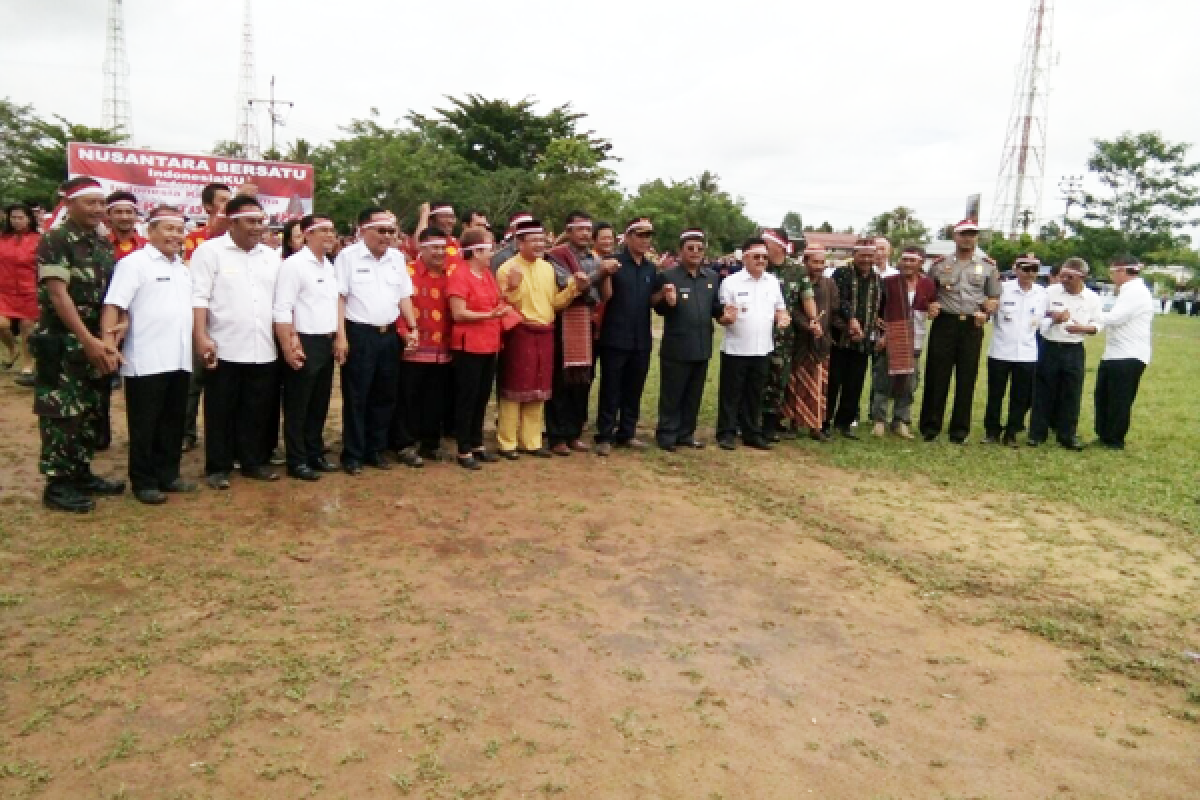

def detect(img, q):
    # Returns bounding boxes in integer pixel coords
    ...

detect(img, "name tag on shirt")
[221,267,241,275]
[156,276,171,282]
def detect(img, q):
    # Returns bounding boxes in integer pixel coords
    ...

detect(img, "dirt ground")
[0,380,1196,800]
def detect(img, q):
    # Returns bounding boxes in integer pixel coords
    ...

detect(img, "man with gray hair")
[1028,256,1103,451]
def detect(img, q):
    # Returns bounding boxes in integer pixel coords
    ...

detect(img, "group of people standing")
[16,176,1158,513]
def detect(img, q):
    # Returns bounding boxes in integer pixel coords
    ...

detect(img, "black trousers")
[453,351,497,454]
[282,333,334,469]
[983,358,1036,438]
[340,321,399,465]
[545,338,593,446]
[203,359,279,475]
[717,353,768,441]
[595,346,651,443]
[827,347,869,431]
[920,315,984,440]
[1094,358,1146,447]
[125,370,189,491]
[1029,340,1085,444]
[394,360,451,452]
[657,357,709,446]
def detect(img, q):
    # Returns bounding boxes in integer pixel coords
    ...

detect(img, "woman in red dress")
[0,203,41,385]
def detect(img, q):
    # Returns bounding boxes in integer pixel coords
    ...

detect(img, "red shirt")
[110,230,147,262]
[183,226,211,263]
[400,259,454,364]
[446,265,503,354]
[0,232,41,320]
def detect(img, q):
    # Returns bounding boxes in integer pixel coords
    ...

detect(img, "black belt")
[297,331,335,339]
[1043,339,1082,347]
[347,320,394,334]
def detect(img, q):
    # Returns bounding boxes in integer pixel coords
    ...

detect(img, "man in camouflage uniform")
[761,229,820,441]
[31,177,125,512]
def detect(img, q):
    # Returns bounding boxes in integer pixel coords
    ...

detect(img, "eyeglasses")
[369,228,398,235]
[745,254,768,261]
[1018,265,1039,273]
[630,231,654,238]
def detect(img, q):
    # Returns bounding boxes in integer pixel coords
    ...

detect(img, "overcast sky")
[3,0,1198,234]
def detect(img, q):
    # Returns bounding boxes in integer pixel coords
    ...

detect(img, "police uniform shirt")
[718,268,785,357]
[103,242,193,377]
[931,254,1001,316]
[334,240,412,327]
[655,265,721,362]
[273,246,338,335]
[191,233,280,364]
[1040,283,1104,344]
[988,280,1046,362]
[1100,277,1154,364]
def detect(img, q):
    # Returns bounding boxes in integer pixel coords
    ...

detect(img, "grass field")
[0,313,1195,799]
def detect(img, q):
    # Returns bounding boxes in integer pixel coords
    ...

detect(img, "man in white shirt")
[983,255,1047,446]
[715,237,788,451]
[874,237,898,278]
[1028,256,1103,451]
[273,214,340,481]
[334,208,418,475]
[100,205,197,505]
[191,195,283,488]
[1094,255,1155,450]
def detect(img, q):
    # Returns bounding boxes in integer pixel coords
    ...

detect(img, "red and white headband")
[680,229,705,243]
[64,184,105,200]
[853,243,878,252]
[762,230,792,253]
[1059,266,1084,279]
[361,215,397,230]
[107,199,137,210]
[228,209,265,220]
[303,219,334,233]
[566,220,593,230]
[743,244,768,257]
[803,245,826,255]
[953,221,980,233]
[420,237,448,247]
[430,205,454,216]
[147,211,185,225]
[463,242,493,253]
[625,220,653,235]
[516,226,545,236]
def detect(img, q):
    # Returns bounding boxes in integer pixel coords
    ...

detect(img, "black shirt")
[654,265,722,362]
[599,245,657,351]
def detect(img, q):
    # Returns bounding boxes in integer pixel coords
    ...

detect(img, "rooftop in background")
[798,232,859,253]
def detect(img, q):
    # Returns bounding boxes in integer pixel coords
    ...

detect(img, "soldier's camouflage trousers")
[763,331,797,416]
[38,412,103,479]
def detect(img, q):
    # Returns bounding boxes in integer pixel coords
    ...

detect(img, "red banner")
[67,142,314,226]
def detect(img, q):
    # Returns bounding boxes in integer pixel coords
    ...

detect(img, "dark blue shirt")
[599,246,657,351]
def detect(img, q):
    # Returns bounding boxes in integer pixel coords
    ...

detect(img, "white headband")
[147,214,185,225]
[566,220,593,229]
[743,245,768,256]
[762,231,789,249]
[228,210,265,220]
[361,217,397,230]
[303,220,334,233]
[106,200,136,210]
[421,237,448,247]
[516,226,545,237]
[430,205,454,216]
[625,222,653,235]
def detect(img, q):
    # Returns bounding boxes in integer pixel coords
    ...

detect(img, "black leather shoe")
[416,447,442,463]
[456,454,482,471]
[810,429,831,443]
[522,448,553,459]
[161,478,198,493]
[474,450,499,464]
[982,434,1000,445]
[43,481,95,513]
[922,433,938,443]
[837,426,860,441]
[948,436,968,445]
[1059,437,1084,452]
[206,472,231,490]
[717,437,737,451]
[241,466,280,481]
[134,488,168,505]
[1001,434,1018,448]
[656,440,677,452]
[1026,439,1043,448]
[744,438,773,451]
[342,461,363,476]
[680,438,706,449]
[309,457,337,473]
[498,449,519,461]
[364,453,391,470]
[396,449,424,468]
[288,465,320,481]
[76,472,126,496]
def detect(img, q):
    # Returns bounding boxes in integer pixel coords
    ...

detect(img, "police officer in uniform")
[653,228,722,451]
[919,219,1000,443]
[31,177,125,512]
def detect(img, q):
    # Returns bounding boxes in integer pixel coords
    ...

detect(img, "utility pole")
[234,0,260,158]
[249,76,294,157]
[1059,174,1083,226]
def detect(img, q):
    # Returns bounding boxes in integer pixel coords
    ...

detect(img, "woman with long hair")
[281,218,306,258]
[0,202,41,385]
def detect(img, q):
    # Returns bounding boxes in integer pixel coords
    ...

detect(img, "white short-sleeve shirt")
[988,280,1046,362]
[718,269,785,356]
[1040,283,1104,344]
[273,246,339,334]
[334,241,412,326]
[103,243,194,377]
[191,233,281,364]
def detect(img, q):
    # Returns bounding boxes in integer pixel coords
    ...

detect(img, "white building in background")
[1143,265,1193,285]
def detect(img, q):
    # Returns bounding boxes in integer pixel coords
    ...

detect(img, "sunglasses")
[1018,265,1039,272]
[630,230,654,238]
[369,227,398,235]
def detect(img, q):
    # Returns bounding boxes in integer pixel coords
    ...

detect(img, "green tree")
[781,211,804,237]
[866,206,930,248]
[526,137,622,230]
[621,171,758,254]
[210,140,247,158]
[1074,131,1200,259]
[0,99,122,204]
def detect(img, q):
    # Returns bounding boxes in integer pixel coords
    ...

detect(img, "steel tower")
[990,0,1055,237]
[102,0,134,141]
[234,0,260,158]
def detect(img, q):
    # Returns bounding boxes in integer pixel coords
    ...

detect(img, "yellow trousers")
[497,399,545,452]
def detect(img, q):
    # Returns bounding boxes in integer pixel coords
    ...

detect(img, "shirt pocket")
[384,267,406,286]
[351,266,374,284]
